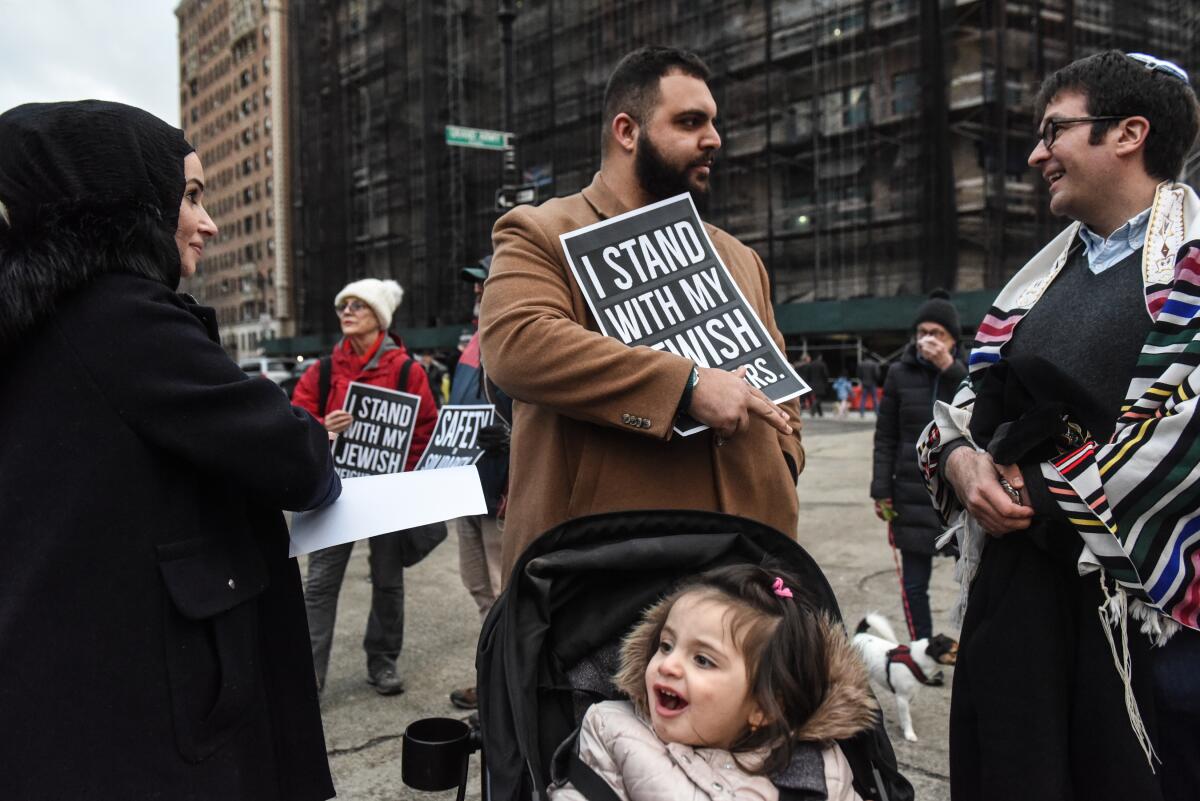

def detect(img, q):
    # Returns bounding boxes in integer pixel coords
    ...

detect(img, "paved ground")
[308,413,956,800]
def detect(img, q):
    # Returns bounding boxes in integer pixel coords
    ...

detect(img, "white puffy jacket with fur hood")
[549,625,875,801]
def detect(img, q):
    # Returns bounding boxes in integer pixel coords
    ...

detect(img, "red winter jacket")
[292,333,438,471]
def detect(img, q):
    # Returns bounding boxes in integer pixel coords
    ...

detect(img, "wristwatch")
[678,365,700,413]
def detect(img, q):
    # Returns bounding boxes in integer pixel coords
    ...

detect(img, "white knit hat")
[334,278,404,330]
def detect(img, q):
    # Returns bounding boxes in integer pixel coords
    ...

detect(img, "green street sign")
[445,125,513,151]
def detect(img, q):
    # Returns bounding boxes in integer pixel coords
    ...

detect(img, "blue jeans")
[1153,627,1200,800]
[900,550,933,640]
[860,386,879,415]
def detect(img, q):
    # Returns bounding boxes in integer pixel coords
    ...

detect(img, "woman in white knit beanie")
[290,275,440,697]
[334,278,404,331]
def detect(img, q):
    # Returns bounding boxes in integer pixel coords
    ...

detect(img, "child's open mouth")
[654,687,688,714]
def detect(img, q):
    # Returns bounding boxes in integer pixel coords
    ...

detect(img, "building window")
[892,72,919,116]
[842,84,870,129]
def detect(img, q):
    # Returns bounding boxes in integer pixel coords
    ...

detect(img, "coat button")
[622,413,631,424]
[228,578,237,590]
[641,418,651,429]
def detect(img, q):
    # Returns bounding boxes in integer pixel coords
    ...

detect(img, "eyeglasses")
[1126,52,1190,84]
[1038,116,1126,149]
[335,299,369,315]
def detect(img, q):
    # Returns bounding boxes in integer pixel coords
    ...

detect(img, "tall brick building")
[176,0,293,358]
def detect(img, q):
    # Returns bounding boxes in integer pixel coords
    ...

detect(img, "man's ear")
[1113,115,1151,157]
[611,112,639,155]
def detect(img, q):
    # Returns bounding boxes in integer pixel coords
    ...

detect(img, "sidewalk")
[310,418,954,800]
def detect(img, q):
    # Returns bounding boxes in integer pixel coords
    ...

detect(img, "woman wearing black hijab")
[0,101,339,800]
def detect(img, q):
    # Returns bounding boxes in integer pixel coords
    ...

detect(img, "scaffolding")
[286,0,1200,343]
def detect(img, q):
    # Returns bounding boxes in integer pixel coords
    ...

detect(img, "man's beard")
[634,131,713,213]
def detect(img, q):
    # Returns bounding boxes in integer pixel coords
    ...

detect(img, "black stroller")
[403,510,913,801]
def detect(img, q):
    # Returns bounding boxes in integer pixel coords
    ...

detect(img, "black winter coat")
[0,272,339,800]
[870,343,966,554]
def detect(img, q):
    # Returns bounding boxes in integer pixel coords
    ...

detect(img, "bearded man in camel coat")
[480,47,804,575]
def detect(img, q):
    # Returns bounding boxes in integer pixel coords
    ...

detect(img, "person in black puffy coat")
[870,291,966,640]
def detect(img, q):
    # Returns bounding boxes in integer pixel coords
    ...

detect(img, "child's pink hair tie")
[772,577,793,598]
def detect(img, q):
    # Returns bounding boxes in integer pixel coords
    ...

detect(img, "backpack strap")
[397,357,413,392]
[317,355,333,417]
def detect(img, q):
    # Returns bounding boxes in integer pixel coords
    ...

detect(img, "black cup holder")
[402,717,482,801]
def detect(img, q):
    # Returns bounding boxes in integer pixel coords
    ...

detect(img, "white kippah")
[334,278,405,330]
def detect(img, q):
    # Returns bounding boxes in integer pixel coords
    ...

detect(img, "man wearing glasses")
[919,51,1200,800]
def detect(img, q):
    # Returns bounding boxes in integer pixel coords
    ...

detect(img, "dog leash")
[887,520,918,641]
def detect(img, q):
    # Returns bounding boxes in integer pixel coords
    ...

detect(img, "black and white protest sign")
[560,193,808,435]
[332,382,422,478]
[415,404,496,470]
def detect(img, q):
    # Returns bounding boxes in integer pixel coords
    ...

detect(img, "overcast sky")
[0,0,181,125]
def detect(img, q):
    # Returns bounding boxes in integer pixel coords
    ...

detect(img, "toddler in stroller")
[551,564,876,801]
[404,510,912,801]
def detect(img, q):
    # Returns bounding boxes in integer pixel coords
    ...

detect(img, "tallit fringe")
[936,512,983,627]
[1129,598,1180,646]
[1096,571,1159,772]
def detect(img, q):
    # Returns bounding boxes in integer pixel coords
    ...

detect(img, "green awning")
[772,290,995,336]
[260,291,997,355]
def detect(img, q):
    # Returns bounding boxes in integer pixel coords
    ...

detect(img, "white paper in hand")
[289,465,486,557]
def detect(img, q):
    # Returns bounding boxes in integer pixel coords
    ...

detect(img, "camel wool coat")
[480,173,804,574]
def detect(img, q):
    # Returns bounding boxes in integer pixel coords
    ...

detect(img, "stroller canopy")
[476,510,912,801]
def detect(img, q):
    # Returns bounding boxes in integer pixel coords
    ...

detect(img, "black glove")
[477,422,511,455]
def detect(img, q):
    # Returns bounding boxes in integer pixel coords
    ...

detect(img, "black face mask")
[634,129,713,213]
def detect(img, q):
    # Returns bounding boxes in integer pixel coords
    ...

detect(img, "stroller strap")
[567,749,622,801]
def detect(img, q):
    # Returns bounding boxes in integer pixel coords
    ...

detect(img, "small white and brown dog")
[851,613,958,742]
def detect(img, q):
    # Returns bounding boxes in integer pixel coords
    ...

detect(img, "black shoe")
[366,666,405,696]
[449,686,478,710]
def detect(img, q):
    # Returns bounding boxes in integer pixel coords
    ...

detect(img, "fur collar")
[0,204,179,353]
[793,618,878,743]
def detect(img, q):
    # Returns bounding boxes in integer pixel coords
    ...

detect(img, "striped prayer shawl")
[919,181,1200,631]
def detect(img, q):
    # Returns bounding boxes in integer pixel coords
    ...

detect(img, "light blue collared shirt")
[1077,206,1152,274]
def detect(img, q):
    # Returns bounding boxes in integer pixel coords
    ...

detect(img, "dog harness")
[885,645,929,691]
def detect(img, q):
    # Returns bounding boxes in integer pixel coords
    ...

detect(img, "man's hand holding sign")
[690,364,793,441]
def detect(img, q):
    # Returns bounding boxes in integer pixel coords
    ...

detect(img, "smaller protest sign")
[415,404,496,470]
[331,382,422,479]
[559,193,809,436]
